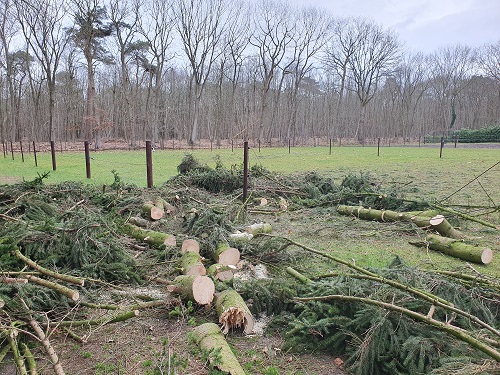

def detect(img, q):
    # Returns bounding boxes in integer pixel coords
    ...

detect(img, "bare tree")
[174,0,227,145]
[67,0,113,147]
[429,44,476,134]
[0,0,21,142]
[285,5,330,142]
[250,0,295,141]
[138,0,176,147]
[478,40,500,82]
[14,0,69,142]
[322,17,366,138]
[348,19,400,141]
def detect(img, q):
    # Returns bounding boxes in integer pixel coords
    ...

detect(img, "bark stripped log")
[142,201,164,220]
[214,242,240,266]
[336,205,464,238]
[229,231,253,243]
[167,275,214,305]
[245,222,272,235]
[207,264,234,281]
[124,223,176,248]
[180,251,206,276]
[128,216,150,227]
[423,234,493,264]
[191,323,246,375]
[215,289,254,334]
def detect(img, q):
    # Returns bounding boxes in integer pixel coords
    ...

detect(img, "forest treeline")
[1,0,499,148]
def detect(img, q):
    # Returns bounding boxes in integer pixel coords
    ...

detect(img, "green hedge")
[454,127,500,143]
[424,127,500,143]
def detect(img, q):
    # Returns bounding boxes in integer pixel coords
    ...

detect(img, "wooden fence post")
[84,141,91,179]
[33,141,37,167]
[243,141,249,207]
[50,141,56,170]
[146,140,153,188]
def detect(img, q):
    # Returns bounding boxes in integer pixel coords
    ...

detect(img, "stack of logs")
[126,199,273,374]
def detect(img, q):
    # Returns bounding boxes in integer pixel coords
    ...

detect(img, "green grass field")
[1,145,499,206]
[2,145,499,276]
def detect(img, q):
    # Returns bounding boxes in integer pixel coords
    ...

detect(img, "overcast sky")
[287,0,500,53]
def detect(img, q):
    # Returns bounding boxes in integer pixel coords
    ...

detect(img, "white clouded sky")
[286,0,500,53]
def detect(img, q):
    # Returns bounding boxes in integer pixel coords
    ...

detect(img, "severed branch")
[294,294,500,362]
[14,248,84,286]
[23,275,80,301]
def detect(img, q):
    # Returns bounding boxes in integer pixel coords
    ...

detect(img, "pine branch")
[294,294,500,362]
[259,233,500,338]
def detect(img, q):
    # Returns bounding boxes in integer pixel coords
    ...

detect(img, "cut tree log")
[181,239,200,254]
[166,275,214,305]
[423,234,493,264]
[215,289,254,334]
[142,201,164,220]
[191,323,246,375]
[245,222,272,235]
[214,242,240,266]
[180,251,206,276]
[124,223,176,248]
[207,264,235,281]
[0,298,4,308]
[428,215,464,239]
[336,205,464,238]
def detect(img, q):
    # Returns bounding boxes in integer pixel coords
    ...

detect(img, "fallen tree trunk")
[286,267,312,285]
[142,201,164,220]
[123,223,176,248]
[421,234,493,264]
[336,205,464,238]
[191,323,246,375]
[432,204,500,230]
[215,289,254,334]
[166,275,214,305]
[207,264,234,281]
[180,251,206,276]
[214,242,240,266]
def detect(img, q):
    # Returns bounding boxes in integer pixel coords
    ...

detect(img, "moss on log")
[180,251,206,276]
[124,223,176,248]
[191,323,246,375]
[215,289,254,334]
